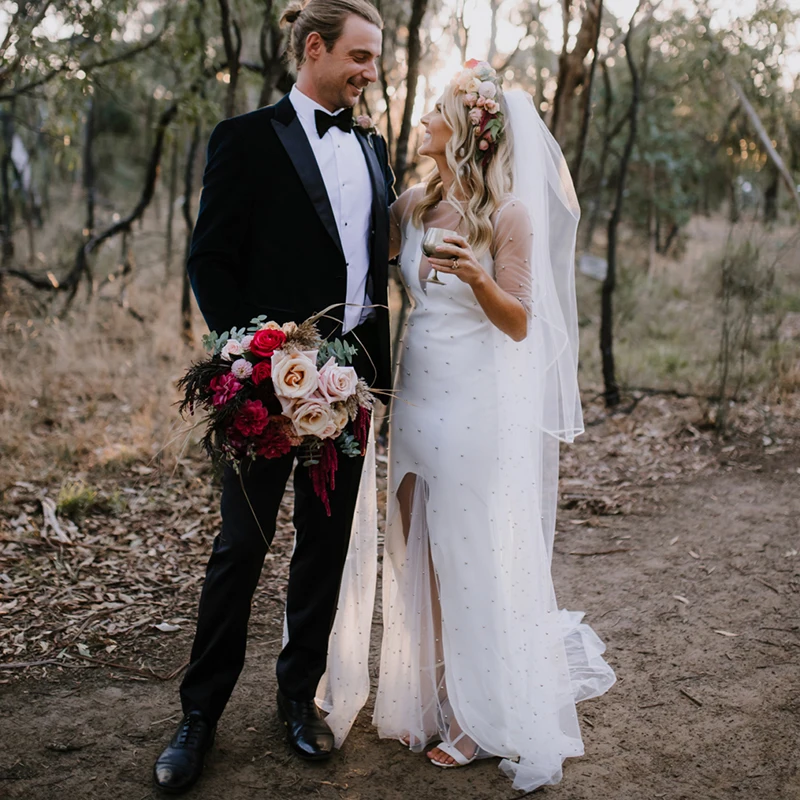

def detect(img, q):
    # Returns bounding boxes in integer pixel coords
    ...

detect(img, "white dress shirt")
[289,85,373,333]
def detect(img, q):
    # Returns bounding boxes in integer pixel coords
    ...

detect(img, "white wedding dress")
[371,184,616,791]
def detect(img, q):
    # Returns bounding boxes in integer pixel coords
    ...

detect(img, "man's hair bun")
[279,0,307,28]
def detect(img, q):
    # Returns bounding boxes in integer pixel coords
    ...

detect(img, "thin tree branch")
[0,31,165,102]
[393,0,430,190]
[571,0,604,189]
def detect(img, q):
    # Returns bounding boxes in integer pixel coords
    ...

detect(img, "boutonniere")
[354,115,378,148]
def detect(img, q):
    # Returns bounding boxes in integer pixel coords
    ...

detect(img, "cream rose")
[272,350,319,399]
[289,398,338,439]
[331,402,350,434]
[455,69,473,92]
[317,357,358,402]
[260,321,282,331]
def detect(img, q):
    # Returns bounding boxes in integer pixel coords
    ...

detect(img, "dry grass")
[576,212,800,407]
[0,194,207,490]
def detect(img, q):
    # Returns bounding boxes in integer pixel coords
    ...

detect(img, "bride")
[372,60,616,791]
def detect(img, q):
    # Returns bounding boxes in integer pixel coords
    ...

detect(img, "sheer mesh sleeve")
[491,197,534,314]
[389,185,425,259]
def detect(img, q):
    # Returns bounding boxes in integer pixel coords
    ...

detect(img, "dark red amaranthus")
[355,406,370,455]
[309,438,339,517]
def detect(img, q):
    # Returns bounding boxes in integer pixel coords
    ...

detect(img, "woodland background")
[0,1,799,799]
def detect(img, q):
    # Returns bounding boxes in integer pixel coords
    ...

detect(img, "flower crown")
[450,59,504,165]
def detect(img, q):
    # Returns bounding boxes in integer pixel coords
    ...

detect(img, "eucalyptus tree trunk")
[181,124,201,344]
[601,17,643,408]
[165,136,179,278]
[392,0,429,192]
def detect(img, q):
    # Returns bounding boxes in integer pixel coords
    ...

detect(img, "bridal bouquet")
[178,314,374,515]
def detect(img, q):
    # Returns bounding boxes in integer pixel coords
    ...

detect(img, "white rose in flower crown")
[220,339,243,361]
[272,349,319,398]
[478,80,497,99]
[467,77,482,94]
[289,398,339,439]
[317,356,359,402]
[331,402,350,434]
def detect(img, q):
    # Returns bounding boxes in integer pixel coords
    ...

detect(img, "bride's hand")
[427,235,486,288]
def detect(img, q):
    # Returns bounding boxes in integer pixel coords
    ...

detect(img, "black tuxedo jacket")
[187,95,396,394]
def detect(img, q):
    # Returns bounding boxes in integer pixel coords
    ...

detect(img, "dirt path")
[2,430,799,800]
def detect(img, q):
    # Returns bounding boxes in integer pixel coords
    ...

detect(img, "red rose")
[232,399,269,438]
[250,328,287,358]
[252,360,272,385]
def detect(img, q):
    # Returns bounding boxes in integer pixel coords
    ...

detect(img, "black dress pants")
[179,321,377,724]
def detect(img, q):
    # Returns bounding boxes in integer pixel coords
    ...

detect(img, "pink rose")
[478,139,490,151]
[251,328,287,358]
[468,108,483,125]
[220,339,243,361]
[317,356,359,402]
[484,99,499,114]
[356,115,373,130]
[251,360,272,385]
[463,92,478,107]
[209,372,242,407]
[476,95,486,107]
[232,399,269,438]
[465,58,481,69]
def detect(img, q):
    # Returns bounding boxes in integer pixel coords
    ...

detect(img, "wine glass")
[421,227,459,285]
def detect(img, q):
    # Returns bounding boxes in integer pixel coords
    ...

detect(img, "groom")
[153,0,393,793]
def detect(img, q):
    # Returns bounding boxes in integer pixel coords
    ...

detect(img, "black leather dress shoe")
[153,710,216,794]
[276,689,334,760]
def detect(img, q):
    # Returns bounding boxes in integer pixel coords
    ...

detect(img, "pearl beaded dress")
[373,185,616,791]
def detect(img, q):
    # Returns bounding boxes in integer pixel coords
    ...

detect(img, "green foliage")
[336,430,362,457]
[317,338,358,366]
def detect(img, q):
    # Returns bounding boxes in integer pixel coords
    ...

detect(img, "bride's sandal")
[427,732,479,768]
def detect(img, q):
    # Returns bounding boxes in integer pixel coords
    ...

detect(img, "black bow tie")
[314,107,353,138]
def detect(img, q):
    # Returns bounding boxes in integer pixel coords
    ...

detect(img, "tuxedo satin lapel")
[355,129,388,277]
[271,100,343,257]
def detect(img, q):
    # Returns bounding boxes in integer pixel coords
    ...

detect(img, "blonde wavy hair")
[412,83,513,256]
